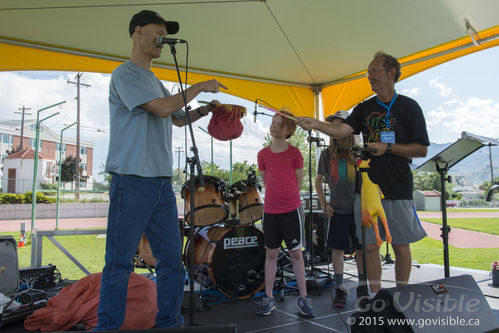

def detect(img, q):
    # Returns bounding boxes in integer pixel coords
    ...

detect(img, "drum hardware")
[133,252,156,278]
[227,170,264,225]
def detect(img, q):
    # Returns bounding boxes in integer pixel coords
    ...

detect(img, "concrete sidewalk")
[0,217,107,233]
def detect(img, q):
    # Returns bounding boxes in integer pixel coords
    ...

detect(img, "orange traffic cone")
[18,232,26,247]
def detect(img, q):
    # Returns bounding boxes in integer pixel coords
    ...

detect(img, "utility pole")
[67,73,90,200]
[15,105,32,152]
[175,146,184,180]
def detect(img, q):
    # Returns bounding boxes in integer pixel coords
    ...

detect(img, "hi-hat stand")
[168,42,206,326]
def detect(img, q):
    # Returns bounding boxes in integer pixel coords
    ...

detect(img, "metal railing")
[30,228,106,275]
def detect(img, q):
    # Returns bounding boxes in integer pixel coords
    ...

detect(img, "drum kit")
[136,172,266,299]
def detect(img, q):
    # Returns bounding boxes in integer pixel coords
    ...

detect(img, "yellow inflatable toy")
[357,159,392,246]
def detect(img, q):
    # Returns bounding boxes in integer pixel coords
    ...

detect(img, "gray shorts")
[354,194,427,245]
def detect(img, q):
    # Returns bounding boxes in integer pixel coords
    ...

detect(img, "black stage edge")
[51,324,237,333]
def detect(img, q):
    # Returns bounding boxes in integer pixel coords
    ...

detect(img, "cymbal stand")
[169,42,205,326]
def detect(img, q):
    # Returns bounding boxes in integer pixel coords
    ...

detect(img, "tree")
[98,163,113,186]
[482,177,499,193]
[60,156,88,184]
[199,160,257,185]
[412,170,454,199]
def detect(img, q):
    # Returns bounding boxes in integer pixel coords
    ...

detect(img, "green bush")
[23,191,56,204]
[0,193,26,204]
[40,183,58,190]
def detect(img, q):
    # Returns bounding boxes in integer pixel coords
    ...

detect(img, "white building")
[0,119,94,193]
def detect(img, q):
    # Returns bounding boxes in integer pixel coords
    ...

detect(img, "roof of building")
[417,190,441,197]
[5,147,45,160]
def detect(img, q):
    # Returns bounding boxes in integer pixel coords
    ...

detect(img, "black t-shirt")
[344,94,430,199]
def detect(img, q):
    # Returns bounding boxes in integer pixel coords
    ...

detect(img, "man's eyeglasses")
[366,68,386,77]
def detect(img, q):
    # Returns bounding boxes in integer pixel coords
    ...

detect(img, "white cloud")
[425,96,499,143]
[400,87,422,98]
[429,77,453,97]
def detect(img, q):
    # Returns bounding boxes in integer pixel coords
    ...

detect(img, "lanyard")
[376,92,397,129]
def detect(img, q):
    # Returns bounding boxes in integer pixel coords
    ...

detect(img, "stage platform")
[1,261,498,332]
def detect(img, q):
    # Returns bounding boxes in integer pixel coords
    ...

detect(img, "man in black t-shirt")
[298,51,429,297]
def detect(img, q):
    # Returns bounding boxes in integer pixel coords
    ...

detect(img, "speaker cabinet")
[304,212,330,262]
[351,274,498,333]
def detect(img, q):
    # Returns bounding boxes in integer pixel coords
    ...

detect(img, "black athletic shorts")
[262,206,304,251]
[327,212,361,251]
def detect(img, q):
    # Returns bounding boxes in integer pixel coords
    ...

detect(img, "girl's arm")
[295,168,303,190]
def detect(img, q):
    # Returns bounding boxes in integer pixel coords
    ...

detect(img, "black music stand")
[415,131,499,278]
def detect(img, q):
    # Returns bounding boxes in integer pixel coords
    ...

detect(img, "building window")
[30,138,42,150]
[2,133,13,144]
[1,154,6,163]
[56,142,66,152]
[29,124,43,133]
[80,147,87,155]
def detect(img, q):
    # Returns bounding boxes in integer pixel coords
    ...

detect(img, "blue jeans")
[95,175,185,330]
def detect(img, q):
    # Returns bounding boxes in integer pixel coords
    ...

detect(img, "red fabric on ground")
[24,272,157,331]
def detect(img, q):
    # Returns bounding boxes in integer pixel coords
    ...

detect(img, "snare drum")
[181,176,228,226]
[184,225,265,299]
[229,180,264,224]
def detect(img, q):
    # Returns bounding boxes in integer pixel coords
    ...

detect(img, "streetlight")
[198,126,214,176]
[56,121,77,230]
[30,101,65,234]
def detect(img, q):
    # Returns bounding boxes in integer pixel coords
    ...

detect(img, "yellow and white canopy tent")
[1,0,499,119]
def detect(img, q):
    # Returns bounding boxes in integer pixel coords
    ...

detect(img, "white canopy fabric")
[1,0,499,118]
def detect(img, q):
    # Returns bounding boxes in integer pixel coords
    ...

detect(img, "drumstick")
[256,103,297,121]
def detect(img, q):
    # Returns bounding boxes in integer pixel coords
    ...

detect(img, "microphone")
[254,101,258,123]
[156,37,187,46]
[307,136,324,145]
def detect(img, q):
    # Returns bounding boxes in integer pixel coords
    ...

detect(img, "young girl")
[315,110,365,308]
[256,109,314,317]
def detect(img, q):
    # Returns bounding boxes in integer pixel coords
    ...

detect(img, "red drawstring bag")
[208,104,246,141]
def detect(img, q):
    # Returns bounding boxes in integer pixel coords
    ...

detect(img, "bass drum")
[185,225,265,299]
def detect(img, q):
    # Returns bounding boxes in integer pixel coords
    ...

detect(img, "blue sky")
[0,46,498,182]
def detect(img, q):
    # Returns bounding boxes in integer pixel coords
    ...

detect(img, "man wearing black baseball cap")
[128,10,180,37]
[95,10,227,330]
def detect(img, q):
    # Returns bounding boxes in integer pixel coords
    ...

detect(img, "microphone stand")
[305,132,330,287]
[169,43,204,326]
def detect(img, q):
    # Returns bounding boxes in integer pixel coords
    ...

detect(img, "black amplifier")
[19,265,57,290]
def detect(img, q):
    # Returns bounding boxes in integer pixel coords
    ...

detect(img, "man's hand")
[199,79,228,93]
[297,116,318,131]
[366,142,389,157]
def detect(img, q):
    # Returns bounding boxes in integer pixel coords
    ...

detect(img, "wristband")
[197,107,208,117]
[386,143,392,154]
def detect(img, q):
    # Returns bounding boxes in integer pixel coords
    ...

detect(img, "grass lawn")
[3,219,498,280]
[410,237,498,271]
[421,217,499,236]
[422,208,499,213]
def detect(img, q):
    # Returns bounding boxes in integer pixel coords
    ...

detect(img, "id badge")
[381,131,395,143]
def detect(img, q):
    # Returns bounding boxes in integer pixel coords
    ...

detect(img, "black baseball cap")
[129,10,179,37]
